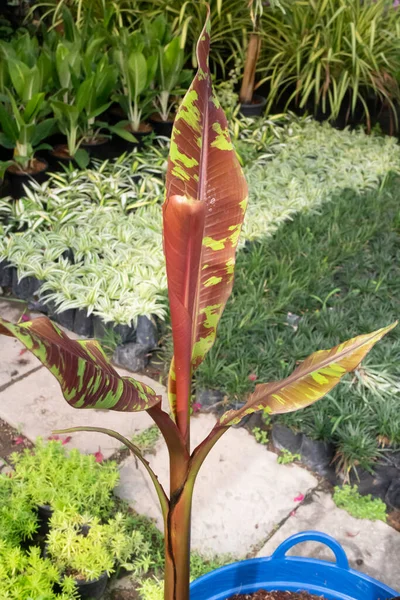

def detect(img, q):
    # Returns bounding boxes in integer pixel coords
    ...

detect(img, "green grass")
[196,175,400,472]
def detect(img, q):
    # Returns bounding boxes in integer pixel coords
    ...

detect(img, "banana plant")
[0,12,396,600]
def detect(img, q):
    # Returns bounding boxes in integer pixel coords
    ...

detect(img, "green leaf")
[74,148,90,169]
[0,103,18,143]
[0,317,161,412]
[128,52,147,98]
[107,125,138,143]
[23,93,45,123]
[31,118,56,147]
[7,58,30,100]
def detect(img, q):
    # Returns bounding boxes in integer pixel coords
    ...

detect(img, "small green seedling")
[252,427,269,445]
[132,425,160,454]
[333,485,387,522]
[277,449,301,464]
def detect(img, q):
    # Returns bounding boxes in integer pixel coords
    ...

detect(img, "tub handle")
[271,530,350,570]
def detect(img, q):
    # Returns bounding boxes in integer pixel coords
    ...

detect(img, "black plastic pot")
[75,571,108,600]
[0,260,14,288]
[149,113,175,138]
[46,146,76,172]
[73,309,94,338]
[272,424,303,454]
[240,94,267,118]
[37,503,53,536]
[6,159,49,199]
[80,137,111,161]
[12,272,42,302]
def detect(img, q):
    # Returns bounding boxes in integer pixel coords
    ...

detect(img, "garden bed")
[1,118,400,478]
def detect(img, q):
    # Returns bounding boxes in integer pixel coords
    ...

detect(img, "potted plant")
[0,13,398,600]
[111,28,158,145]
[46,509,149,600]
[0,91,55,198]
[0,474,38,547]
[147,16,193,137]
[0,540,77,600]
[10,439,119,533]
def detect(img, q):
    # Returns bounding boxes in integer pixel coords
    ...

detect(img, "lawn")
[197,173,400,472]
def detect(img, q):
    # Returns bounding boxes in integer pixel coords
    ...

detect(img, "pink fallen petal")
[290,510,296,517]
[94,448,104,463]
[13,436,25,445]
[62,436,72,445]
[48,435,60,441]
[293,493,305,502]
[20,314,30,322]
[192,402,202,413]
[248,373,257,382]
[19,348,28,356]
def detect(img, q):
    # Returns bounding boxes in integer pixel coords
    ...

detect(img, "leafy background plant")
[333,484,388,521]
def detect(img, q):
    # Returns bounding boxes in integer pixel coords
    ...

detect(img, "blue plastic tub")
[190,531,399,600]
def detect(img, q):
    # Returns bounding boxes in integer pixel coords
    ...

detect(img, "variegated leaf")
[164,11,248,436]
[0,317,160,411]
[218,323,397,427]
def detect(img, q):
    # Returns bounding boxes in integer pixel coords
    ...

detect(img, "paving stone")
[0,336,42,389]
[0,366,167,458]
[116,414,318,557]
[257,492,400,592]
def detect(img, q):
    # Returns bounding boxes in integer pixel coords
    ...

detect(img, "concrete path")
[0,298,399,591]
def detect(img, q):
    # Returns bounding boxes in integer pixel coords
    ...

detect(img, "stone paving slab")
[0,300,42,387]
[116,414,318,557]
[257,492,400,591]
[0,336,42,388]
[0,365,166,458]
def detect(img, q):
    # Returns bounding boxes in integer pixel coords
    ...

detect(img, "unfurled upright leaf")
[0,317,160,412]
[218,323,397,427]
[163,12,248,442]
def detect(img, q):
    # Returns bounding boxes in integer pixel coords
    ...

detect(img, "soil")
[7,158,47,175]
[229,592,330,600]
[0,417,32,461]
[388,509,400,533]
[51,145,73,159]
[81,136,109,147]
[125,121,153,134]
[150,112,176,123]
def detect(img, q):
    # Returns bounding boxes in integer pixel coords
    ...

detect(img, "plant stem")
[239,33,261,104]
[164,478,193,600]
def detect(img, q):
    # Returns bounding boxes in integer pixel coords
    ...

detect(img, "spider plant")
[259,0,400,128]
[0,13,396,600]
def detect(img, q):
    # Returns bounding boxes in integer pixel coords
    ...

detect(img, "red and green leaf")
[218,323,397,427]
[163,11,248,441]
[189,323,397,485]
[0,317,160,411]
